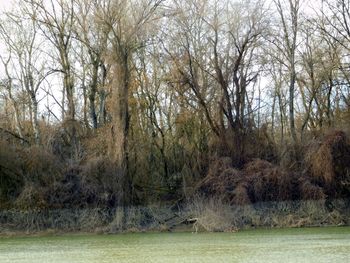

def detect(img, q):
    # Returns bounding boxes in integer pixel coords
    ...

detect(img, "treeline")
[0,0,349,210]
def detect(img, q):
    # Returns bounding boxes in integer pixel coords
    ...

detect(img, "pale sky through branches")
[0,0,15,75]
[0,0,335,123]
[0,0,13,12]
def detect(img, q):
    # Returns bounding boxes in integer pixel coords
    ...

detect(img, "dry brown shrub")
[243,158,273,174]
[196,157,300,204]
[195,157,251,204]
[35,121,56,147]
[307,130,347,182]
[0,139,23,203]
[79,157,120,207]
[269,168,297,201]
[186,197,233,232]
[243,159,297,202]
[299,178,326,200]
[208,132,235,159]
[209,125,277,167]
[46,164,82,209]
[23,145,62,184]
[207,157,233,176]
[14,183,47,209]
[306,130,350,197]
[232,183,251,205]
[211,168,241,195]
[82,125,111,158]
[48,119,86,160]
[196,149,347,204]
[196,157,241,199]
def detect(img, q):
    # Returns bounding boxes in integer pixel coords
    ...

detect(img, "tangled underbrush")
[0,139,23,205]
[1,139,122,210]
[196,130,350,205]
[196,157,299,205]
[306,130,350,197]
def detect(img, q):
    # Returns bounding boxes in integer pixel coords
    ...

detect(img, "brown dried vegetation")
[197,157,299,205]
[306,130,350,197]
[196,131,350,205]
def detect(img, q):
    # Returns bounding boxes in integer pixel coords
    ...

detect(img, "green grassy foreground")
[0,227,349,263]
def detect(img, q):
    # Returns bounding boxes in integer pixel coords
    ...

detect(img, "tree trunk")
[326,78,333,127]
[12,100,23,140]
[30,93,40,144]
[65,72,75,121]
[82,76,89,130]
[277,91,285,144]
[98,90,107,126]
[271,90,276,139]
[289,65,297,143]
[89,62,99,129]
[110,51,131,206]
[61,86,65,120]
[6,86,23,140]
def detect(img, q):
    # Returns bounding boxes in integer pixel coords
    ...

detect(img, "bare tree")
[318,0,350,108]
[0,54,24,140]
[26,0,76,122]
[0,6,53,144]
[96,0,164,204]
[297,20,341,138]
[74,0,109,129]
[166,0,267,165]
[273,0,301,143]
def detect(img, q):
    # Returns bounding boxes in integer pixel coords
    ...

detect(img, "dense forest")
[0,0,349,232]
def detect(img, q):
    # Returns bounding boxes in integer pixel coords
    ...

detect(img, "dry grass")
[196,157,299,205]
[232,183,251,206]
[14,183,46,210]
[186,197,234,232]
[0,198,349,233]
[243,159,273,174]
[0,139,23,204]
[198,167,241,196]
[308,131,348,182]
[80,157,121,207]
[243,159,298,202]
[23,145,62,182]
[108,206,160,233]
[196,157,244,204]
[299,178,326,200]
[306,130,350,197]
[307,131,343,183]
[82,126,111,158]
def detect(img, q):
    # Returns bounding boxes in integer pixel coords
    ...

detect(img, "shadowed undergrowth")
[0,199,349,234]
[1,128,350,234]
